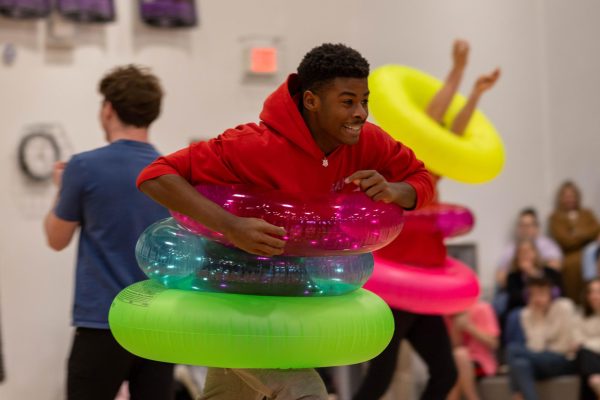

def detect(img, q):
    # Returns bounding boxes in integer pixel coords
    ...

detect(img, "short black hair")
[526,276,553,290]
[297,43,369,93]
[519,207,538,220]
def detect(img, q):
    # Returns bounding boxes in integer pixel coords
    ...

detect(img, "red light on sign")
[249,47,278,74]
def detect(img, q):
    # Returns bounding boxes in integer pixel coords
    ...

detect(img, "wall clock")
[18,131,61,181]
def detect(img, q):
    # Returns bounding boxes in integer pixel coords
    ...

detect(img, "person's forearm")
[426,67,464,123]
[575,220,600,244]
[43,194,60,245]
[451,92,480,135]
[139,174,236,235]
[449,325,463,347]
[391,182,417,209]
[465,325,499,350]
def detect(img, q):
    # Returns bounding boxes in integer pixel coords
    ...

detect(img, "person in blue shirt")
[44,65,174,400]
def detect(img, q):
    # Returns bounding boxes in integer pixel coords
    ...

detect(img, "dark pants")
[506,343,576,400]
[352,309,457,400]
[504,307,525,346]
[577,347,600,400]
[67,327,174,400]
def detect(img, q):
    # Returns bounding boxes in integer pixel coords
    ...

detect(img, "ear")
[303,90,320,112]
[101,101,113,120]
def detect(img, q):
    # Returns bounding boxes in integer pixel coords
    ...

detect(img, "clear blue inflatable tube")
[136,218,374,296]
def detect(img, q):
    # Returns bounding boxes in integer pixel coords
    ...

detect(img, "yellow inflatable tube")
[369,65,505,184]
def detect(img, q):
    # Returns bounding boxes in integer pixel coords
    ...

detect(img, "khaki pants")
[199,367,328,400]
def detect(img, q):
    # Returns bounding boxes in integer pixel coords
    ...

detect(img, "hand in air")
[474,68,501,94]
[52,161,67,188]
[452,39,470,69]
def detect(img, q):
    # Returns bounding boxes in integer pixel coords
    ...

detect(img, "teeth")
[344,125,361,132]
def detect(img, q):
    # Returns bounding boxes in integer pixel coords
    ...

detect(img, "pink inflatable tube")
[405,203,475,238]
[363,256,480,314]
[171,185,405,257]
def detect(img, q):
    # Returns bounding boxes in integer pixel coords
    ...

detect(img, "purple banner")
[139,0,198,28]
[0,0,50,19]
[57,0,115,23]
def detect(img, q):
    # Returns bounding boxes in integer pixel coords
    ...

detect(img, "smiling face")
[302,77,369,154]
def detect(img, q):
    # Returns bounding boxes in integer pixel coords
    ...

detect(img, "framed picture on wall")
[56,0,115,23]
[447,242,478,273]
[0,0,51,19]
[139,0,198,28]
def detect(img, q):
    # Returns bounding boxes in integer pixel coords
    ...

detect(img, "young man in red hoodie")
[137,43,434,400]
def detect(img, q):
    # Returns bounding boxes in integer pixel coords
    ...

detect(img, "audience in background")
[500,239,563,345]
[506,277,577,400]
[496,208,563,289]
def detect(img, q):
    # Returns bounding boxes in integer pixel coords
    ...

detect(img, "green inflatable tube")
[109,281,394,368]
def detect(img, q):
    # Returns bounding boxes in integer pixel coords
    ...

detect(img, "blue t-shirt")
[55,140,168,329]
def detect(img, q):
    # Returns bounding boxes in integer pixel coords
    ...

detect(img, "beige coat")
[574,312,600,353]
[549,208,600,303]
[521,298,576,355]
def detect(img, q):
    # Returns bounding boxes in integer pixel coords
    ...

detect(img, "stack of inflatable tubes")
[109,186,400,368]
[364,203,480,315]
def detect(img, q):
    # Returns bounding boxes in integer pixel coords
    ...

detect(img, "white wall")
[352,0,551,295]
[542,0,600,216]
[0,1,596,398]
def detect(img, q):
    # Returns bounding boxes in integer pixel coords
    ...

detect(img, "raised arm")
[451,68,501,135]
[426,39,469,124]
[44,161,80,251]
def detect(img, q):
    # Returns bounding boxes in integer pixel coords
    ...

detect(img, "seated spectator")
[496,208,563,289]
[549,181,600,303]
[574,279,600,400]
[506,277,577,400]
[582,238,600,282]
[503,239,563,322]
[446,301,500,400]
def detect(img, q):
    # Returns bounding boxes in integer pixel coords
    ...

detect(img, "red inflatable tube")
[404,203,475,238]
[363,256,480,315]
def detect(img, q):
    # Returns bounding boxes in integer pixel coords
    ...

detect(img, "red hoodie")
[137,74,433,209]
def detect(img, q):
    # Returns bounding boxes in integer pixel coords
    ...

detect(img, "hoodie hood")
[259,74,325,161]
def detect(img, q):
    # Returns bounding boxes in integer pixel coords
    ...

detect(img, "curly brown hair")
[98,65,163,128]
